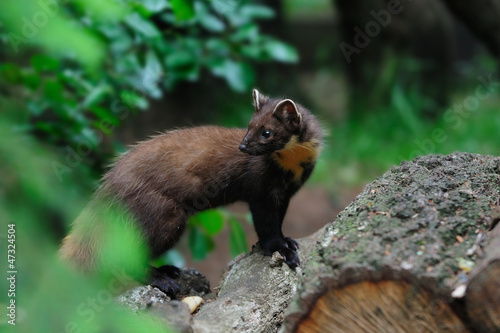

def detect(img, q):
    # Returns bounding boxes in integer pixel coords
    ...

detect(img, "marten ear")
[252,89,269,112]
[273,99,302,126]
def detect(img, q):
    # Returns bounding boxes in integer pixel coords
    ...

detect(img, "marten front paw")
[283,236,300,251]
[261,238,301,269]
[149,265,181,297]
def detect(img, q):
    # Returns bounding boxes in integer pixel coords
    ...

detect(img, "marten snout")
[239,135,249,152]
[239,132,255,154]
[239,143,248,153]
[239,131,263,155]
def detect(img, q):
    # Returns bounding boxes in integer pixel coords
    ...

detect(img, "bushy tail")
[59,233,96,273]
[58,187,112,273]
[59,185,147,274]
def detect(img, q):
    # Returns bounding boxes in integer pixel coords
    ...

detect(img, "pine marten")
[60,89,323,294]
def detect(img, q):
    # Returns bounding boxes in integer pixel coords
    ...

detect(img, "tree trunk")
[441,0,500,60]
[127,152,500,332]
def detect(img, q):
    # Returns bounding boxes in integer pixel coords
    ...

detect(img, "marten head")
[239,89,304,156]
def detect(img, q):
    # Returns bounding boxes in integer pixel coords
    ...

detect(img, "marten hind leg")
[141,199,190,297]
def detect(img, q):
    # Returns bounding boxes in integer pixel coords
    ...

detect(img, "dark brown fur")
[61,90,323,281]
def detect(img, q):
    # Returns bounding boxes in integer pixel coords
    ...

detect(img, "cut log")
[292,267,468,333]
[282,152,500,332]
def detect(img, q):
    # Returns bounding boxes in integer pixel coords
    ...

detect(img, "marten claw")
[262,238,301,269]
[150,277,181,297]
[283,236,300,251]
[281,248,301,269]
[149,265,182,297]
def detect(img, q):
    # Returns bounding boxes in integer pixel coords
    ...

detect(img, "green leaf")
[205,38,230,55]
[27,100,49,116]
[98,24,133,54]
[240,45,266,60]
[240,4,275,20]
[0,63,22,83]
[80,127,99,147]
[200,14,225,32]
[156,249,185,267]
[37,17,105,70]
[22,72,42,90]
[90,107,120,126]
[391,85,423,134]
[210,59,255,92]
[142,0,170,13]
[211,0,240,15]
[120,90,148,110]
[223,60,255,92]
[229,218,247,258]
[82,84,112,108]
[171,0,195,21]
[264,39,299,63]
[74,0,128,21]
[165,51,195,69]
[188,226,214,261]
[165,49,199,81]
[60,70,91,93]
[140,51,164,98]
[231,23,259,42]
[115,53,141,73]
[124,13,161,38]
[195,210,225,236]
[31,55,60,72]
[44,80,64,103]
[34,121,58,135]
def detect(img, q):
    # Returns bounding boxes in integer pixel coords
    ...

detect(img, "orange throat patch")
[273,136,321,182]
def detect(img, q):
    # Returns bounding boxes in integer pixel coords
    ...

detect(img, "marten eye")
[261,130,272,139]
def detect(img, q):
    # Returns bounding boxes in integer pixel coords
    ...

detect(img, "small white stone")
[182,296,204,313]
[451,285,467,298]
[400,261,413,270]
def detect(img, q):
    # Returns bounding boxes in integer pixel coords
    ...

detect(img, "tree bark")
[192,249,303,333]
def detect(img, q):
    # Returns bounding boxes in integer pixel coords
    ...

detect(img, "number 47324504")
[7,224,15,268]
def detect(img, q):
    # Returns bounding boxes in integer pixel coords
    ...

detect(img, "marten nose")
[239,144,247,152]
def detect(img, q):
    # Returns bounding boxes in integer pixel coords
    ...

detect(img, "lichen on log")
[192,246,302,333]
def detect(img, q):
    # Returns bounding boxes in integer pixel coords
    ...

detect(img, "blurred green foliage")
[0,0,297,173]
[0,0,296,331]
[310,55,500,190]
[186,209,248,261]
[0,120,172,332]
[0,0,297,271]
